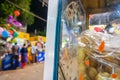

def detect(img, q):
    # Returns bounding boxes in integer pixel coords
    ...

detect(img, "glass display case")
[44,0,120,80]
[58,0,86,80]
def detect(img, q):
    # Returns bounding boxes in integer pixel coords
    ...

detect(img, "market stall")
[30,36,46,42]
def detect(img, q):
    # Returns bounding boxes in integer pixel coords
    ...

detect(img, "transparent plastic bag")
[77,30,120,80]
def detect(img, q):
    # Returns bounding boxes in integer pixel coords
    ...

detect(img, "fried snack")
[77,48,86,62]
[77,30,120,80]
[78,63,86,74]
[96,72,110,80]
[87,67,98,80]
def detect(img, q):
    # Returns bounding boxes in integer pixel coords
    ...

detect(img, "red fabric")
[94,27,102,32]
[21,63,26,68]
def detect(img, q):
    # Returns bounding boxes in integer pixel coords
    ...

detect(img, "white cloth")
[31,46,36,54]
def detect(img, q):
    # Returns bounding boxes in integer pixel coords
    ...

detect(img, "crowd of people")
[0,40,45,69]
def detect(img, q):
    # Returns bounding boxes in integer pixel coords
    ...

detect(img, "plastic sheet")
[77,30,120,80]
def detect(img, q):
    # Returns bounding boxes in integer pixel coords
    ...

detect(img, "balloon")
[2,30,10,38]
[9,15,13,19]
[12,38,17,43]
[8,30,14,35]
[17,23,22,28]
[0,27,4,35]
[10,27,15,30]
[7,24,11,27]
[10,27,16,32]
[13,32,18,37]
[14,10,20,17]
[7,15,14,23]
[12,20,22,27]
[7,15,23,28]
[7,37,11,42]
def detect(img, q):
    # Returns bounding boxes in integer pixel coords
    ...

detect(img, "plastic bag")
[77,30,120,80]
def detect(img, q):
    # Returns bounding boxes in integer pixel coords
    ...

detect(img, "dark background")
[27,0,48,34]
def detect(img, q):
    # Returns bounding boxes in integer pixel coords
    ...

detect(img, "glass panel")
[58,0,120,80]
[89,10,120,34]
[84,1,120,80]
[58,0,86,80]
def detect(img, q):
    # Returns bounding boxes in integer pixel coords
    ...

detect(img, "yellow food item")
[96,72,110,80]
[77,48,86,62]
[87,67,97,80]
[78,63,86,74]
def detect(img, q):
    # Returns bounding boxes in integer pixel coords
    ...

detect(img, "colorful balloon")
[7,15,23,28]
[17,23,22,28]
[7,24,11,28]
[12,38,17,43]
[13,32,18,37]
[7,37,11,42]
[14,10,20,17]
[10,27,15,30]
[2,30,10,38]
[8,30,14,35]
[0,27,4,35]
[12,20,22,27]
[7,15,14,23]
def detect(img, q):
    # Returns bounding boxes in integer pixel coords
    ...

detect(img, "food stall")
[30,36,46,42]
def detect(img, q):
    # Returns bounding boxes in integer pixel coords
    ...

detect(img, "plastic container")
[36,52,45,62]
[2,54,13,70]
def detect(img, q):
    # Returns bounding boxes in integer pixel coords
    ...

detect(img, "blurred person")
[12,42,19,69]
[36,42,43,52]
[27,44,32,64]
[7,42,12,52]
[31,44,36,63]
[35,42,44,63]
[42,42,46,52]
[20,43,28,68]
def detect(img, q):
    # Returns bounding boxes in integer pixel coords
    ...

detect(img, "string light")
[6,0,47,22]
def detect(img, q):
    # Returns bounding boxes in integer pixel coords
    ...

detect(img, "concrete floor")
[0,63,44,80]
